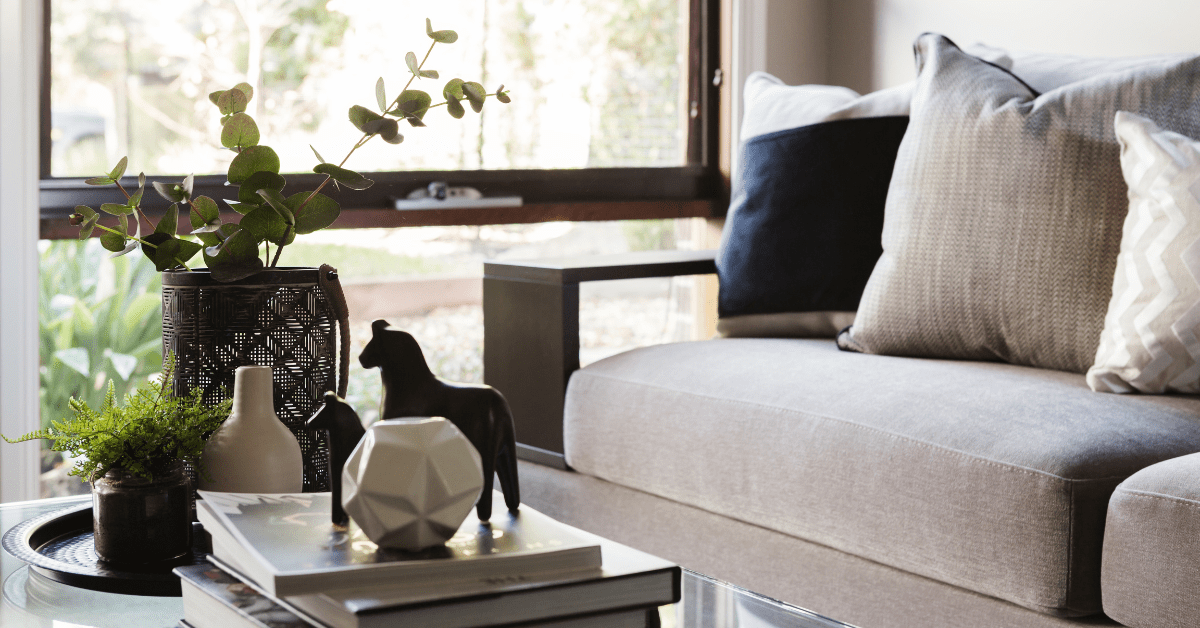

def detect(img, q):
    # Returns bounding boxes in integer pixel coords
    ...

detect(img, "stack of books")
[176,491,680,628]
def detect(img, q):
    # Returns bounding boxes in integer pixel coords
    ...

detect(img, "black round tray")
[1,502,209,597]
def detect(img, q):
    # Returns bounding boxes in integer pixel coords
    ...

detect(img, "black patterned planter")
[161,266,349,491]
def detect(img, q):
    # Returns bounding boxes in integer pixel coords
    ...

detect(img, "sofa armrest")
[483,250,717,468]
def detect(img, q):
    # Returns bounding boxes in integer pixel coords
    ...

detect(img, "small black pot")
[92,462,192,565]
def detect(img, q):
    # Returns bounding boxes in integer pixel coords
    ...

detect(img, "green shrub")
[39,240,163,432]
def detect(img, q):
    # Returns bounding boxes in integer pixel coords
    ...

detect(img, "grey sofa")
[483,251,1200,628]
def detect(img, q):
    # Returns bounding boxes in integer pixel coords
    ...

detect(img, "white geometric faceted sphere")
[341,417,484,551]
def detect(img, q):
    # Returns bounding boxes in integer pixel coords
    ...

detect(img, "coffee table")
[0,495,853,628]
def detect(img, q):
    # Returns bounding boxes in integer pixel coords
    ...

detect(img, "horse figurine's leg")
[476,451,496,521]
[493,395,521,512]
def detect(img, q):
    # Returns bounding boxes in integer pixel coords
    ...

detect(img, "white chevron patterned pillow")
[1088,112,1200,393]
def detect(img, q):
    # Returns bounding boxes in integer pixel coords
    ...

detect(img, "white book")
[196,491,603,598]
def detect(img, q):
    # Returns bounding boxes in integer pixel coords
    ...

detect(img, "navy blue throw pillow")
[716,116,909,337]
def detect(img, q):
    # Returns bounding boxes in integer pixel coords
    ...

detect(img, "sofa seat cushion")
[563,339,1200,617]
[1102,453,1200,628]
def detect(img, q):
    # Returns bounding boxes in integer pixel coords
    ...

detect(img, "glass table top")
[0,496,852,628]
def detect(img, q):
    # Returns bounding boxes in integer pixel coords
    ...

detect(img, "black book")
[176,562,667,628]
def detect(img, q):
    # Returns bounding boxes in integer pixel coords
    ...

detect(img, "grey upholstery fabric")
[1102,453,1200,628]
[563,339,1200,616]
[521,461,1122,628]
[837,35,1200,373]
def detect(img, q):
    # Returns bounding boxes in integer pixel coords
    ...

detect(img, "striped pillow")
[1088,112,1200,393]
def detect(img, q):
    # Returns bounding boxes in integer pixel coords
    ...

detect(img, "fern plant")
[5,357,231,483]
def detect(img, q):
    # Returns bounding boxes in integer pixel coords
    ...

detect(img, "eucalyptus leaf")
[100,232,126,252]
[257,189,295,225]
[233,82,254,102]
[348,105,383,132]
[204,230,264,282]
[419,70,439,79]
[224,200,259,215]
[380,125,404,144]
[100,203,133,216]
[156,203,179,236]
[238,171,286,204]
[375,77,387,112]
[285,191,340,234]
[362,117,399,137]
[111,239,138,259]
[226,146,281,184]
[390,89,432,121]
[405,51,420,77]
[75,205,97,219]
[239,206,294,246]
[191,195,220,223]
[313,164,374,190]
[108,157,128,180]
[310,145,326,163]
[221,113,260,148]
[463,82,486,113]
[149,237,202,271]
[78,215,99,240]
[84,176,115,186]
[446,96,465,119]
[496,85,511,103]
[217,89,249,115]
[182,174,194,198]
[208,90,224,106]
[426,19,459,43]
[443,78,465,100]
[152,181,188,203]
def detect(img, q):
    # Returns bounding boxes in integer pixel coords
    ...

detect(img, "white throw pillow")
[1088,112,1200,393]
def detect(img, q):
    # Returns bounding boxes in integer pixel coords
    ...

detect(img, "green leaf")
[221,112,260,148]
[237,171,286,204]
[233,82,254,103]
[217,89,249,116]
[54,347,90,377]
[375,77,387,112]
[139,232,170,262]
[224,200,259,215]
[152,180,189,203]
[390,89,432,121]
[100,231,126,252]
[209,90,224,106]
[362,118,403,144]
[285,191,341,234]
[419,70,439,79]
[446,96,465,119]
[75,206,98,240]
[463,82,486,113]
[191,195,220,223]
[405,51,420,77]
[226,146,280,184]
[148,237,202,271]
[204,230,264,282]
[108,157,128,180]
[156,203,179,236]
[75,205,97,220]
[84,176,115,186]
[496,85,511,104]
[443,78,465,100]
[100,203,133,216]
[239,206,294,246]
[189,205,222,246]
[313,164,374,190]
[182,174,194,198]
[257,189,295,225]
[310,145,326,164]
[426,19,459,44]
[348,105,383,132]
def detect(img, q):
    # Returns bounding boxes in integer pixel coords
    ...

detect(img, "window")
[40,0,722,229]
[33,0,722,498]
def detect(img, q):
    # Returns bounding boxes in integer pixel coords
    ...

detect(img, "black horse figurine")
[359,319,520,521]
[305,391,367,525]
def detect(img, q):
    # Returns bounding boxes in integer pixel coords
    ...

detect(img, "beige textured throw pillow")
[837,35,1200,373]
[1088,112,1200,393]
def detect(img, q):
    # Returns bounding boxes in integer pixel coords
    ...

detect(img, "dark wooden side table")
[482,249,717,469]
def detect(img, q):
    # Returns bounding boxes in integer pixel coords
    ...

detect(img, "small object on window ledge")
[392,182,522,210]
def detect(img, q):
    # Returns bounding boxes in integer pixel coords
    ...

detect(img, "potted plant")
[64,19,508,491]
[4,358,232,565]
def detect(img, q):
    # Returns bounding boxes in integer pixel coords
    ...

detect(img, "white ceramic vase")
[199,366,304,492]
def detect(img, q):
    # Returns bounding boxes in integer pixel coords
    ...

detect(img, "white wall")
[831,0,1200,91]
[0,0,44,503]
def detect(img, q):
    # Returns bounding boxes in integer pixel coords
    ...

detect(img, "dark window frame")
[38,0,723,238]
